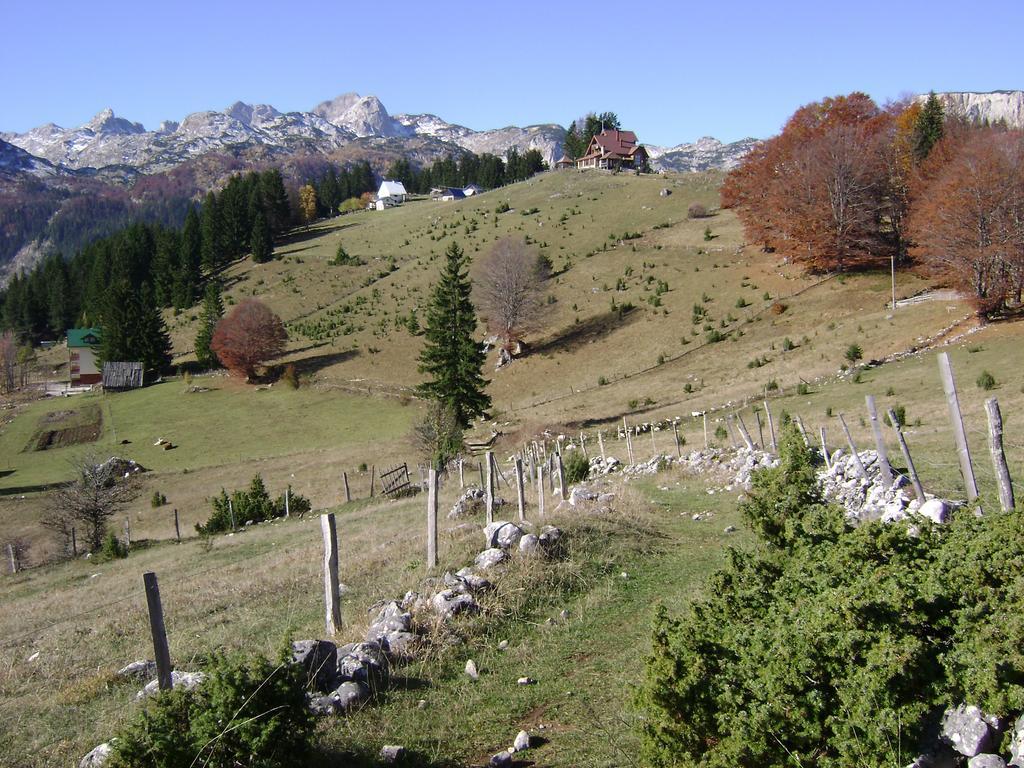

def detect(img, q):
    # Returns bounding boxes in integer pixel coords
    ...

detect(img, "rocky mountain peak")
[311,92,363,124]
[224,101,282,127]
[84,108,145,135]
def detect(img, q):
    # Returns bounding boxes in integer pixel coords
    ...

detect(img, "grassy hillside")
[1,167,1023,767]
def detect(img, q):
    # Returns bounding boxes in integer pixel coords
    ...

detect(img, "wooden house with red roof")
[576,129,649,171]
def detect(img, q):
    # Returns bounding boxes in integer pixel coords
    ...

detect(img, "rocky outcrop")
[926,90,1024,130]
[649,136,759,173]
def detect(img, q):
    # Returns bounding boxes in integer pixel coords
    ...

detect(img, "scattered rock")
[79,741,113,768]
[724,525,736,533]
[116,660,156,681]
[310,680,369,714]
[291,640,338,692]
[490,752,513,767]
[431,589,479,618]
[380,745,406,763]
[517,676,536,685]
[475,547,508,571]
[136,670,205,699]
[465,659,479,679]
[538,526,562,546]
[943,704,994,757]
[919,499,952,525]
[568,486,598,506]
[1008,714,1024,766]
[484,521,524,550]
[497,640,509,650]
[518,533,541,555]
[337,641,389,692]
[969,755,1007,768]
[513,729,530,751]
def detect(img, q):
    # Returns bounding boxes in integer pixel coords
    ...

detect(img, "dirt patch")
[29,405,103,451]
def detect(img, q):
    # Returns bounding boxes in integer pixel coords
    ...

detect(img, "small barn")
[462,184,483,196]
[102,362,144,391]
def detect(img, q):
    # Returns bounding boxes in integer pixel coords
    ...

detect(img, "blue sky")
[3,0,1021,146]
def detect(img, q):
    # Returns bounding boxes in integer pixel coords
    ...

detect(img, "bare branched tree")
[476,237,550,357]
[412,401,463,471]
[45,455,139,552]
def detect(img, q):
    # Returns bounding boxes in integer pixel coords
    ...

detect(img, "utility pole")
[891,253,897,311]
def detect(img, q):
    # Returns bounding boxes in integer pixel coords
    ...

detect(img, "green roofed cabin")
[67,328,102,385]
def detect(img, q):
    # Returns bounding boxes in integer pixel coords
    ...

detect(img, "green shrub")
[151,491,167,508]
[714,425,728,440]
[796,382,809,396]
[977,370,996,390]
[111,647,312,768]
[705,329,725,344]
[196,475,305,535]
[884,405,908,428]
[330,245,363,267]
[765,379,779,391]
[98,530,128,561]
[563,451,590,484]
[782,337,795,351]
[844,343,863,364]
[628,398,640,410]
[495,201,510,214]
[597,375,609,386]
[637,423,1024,767]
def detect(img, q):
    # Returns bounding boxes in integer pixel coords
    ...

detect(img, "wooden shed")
[102,362,144,391]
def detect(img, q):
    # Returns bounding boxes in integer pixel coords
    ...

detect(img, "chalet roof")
[67,328,102,348]
[580,129,646,161]
[377,180,408,198]
[102,361,144,390]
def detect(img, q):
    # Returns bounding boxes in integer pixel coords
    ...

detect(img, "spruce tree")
[913,92,945,162]
[250,209,273,263]
[200,191,223,274]
[99,280,171,375]
[135,283,172,373]
[417,241,490,429]
[176,206,202,308]
[195,282,225,368]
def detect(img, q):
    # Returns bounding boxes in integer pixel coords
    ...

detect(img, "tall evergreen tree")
[913,92,945,161]
[417,241,490,429]
[195,282,225,368]
[260,169,291,234]
[135,282,173,373]
[200,191,223,273]
[564,121,584,160]
[250,209,273,263]
[176,206,202,308]
[99,280,171,374]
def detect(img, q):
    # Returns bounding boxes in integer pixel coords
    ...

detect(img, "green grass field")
[1,168,1023,767]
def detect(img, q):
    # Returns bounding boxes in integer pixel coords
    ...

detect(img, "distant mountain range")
[1,89,1020,286]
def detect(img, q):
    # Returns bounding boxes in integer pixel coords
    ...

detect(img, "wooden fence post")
[477,460,484,488]
[735,413,756,451]
[125,517,132,546]
[321,513,342,636]
[537,465,546,518]
[672,421,682,457]
[888,408,926,504]
[938,352,980,505]
[426,469,438,570]
[703,412,709,449]
[598,430,606,461]
[485,451,495,525]
[837,413,867,479]
[763,400,777,452]
[285,486,291,518]
[491,452,509,489]
[548,454,555,491]
[794,416,810,448]
[985,398,1015,512]
[865,395,893,488]
[649,427,658,457]
[228,499,236,532]
[514,457,526,522]
[819,427,830,469]
[7,543,17,574]
[71,527,78,556]
[143,572,173,691]
[458,459,464,489]
[556,453,566,500]
[369,465,376,498]
[755,409,765,449]
[173,510,180,542]
[343,472,351,503]
[580,432,588,458]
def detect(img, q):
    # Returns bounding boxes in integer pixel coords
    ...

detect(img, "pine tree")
[135,283,172,373]
[259,169,291,234]
[200,191,223,273]
[913,92,945,161]
[417,241,490,429]
[176,206,202,308]
[564,121,583,160]
[195,282,224,368]
[250,209,273,263]
[99,280,171,374]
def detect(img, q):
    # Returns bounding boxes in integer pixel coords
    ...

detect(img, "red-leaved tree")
[908,127,1024,316]
[210,299,288,380]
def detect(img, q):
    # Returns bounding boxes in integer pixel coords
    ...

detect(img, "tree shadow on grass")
[276,221,361,249]
[529,308,640,357]
[288,349,361,377]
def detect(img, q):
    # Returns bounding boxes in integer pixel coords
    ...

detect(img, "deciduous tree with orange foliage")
[722,93,908,272]
[908,127,1024,316]
[210,298,288,380]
